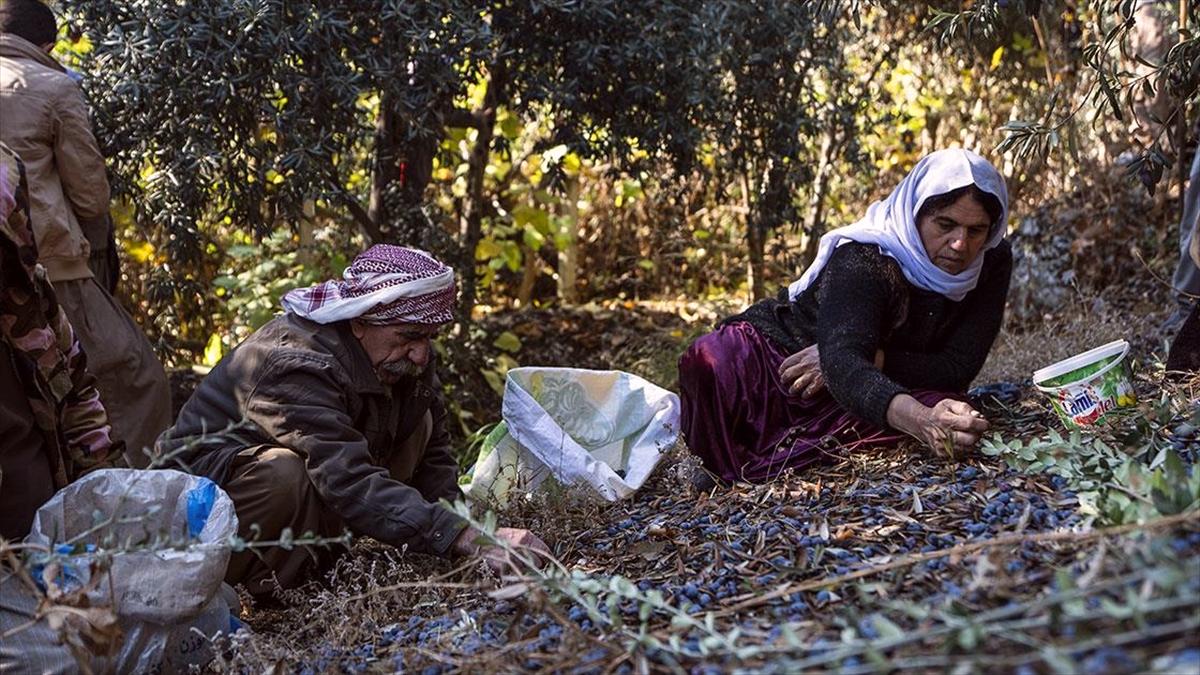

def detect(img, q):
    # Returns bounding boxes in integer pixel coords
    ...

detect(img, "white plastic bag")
[20,468,239,673]
[118,582,241,674]
[463,367,680,505]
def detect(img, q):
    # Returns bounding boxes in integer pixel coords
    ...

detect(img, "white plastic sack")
[21,468,239,673]
[463,367,680,505]
[0,575,239,675]
[118,582,241,674]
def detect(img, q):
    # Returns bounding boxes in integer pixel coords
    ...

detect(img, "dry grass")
[978,300,1167,384]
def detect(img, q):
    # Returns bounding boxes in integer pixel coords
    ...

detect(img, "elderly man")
[158,245,547,598]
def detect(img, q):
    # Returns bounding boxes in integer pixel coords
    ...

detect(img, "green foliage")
[60,0,493,345]
[981,397,1200,524]
[59,0,878,351]
[205,227,351,362]
[50,0,1194,360]
[925,0,1200,191]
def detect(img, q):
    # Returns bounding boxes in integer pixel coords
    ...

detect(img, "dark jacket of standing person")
[0,141,121,541]
[0,0,171,464]
[1165,141,1200,373]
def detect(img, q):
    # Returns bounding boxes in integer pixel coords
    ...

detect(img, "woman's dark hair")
[0,0,57,48]
[917,184,1004,228]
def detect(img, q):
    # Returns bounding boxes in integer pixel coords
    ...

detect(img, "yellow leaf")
[481,368,504,396]
[202,333,225,367]
[124,240,156,264]
[495,353,519,373]
[990,46,1004,70]
[476,239,504,260]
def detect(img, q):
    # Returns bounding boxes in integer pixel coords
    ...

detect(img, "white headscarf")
[788,148,1008,302]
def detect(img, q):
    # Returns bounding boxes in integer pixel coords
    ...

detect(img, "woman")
[678,148,1012,483]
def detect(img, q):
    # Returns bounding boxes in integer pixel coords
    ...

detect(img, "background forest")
[56,0,1195,355]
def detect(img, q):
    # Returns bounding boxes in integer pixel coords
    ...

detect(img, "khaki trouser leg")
[53,277,172,467]
[221,412,434,596]
[221,447,344,596]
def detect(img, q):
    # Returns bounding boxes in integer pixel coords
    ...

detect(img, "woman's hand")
[779,344,825,398]
[780,346,885,399]
[887,395,989,454]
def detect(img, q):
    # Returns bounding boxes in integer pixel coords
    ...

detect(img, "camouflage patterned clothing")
[0,143,119,489]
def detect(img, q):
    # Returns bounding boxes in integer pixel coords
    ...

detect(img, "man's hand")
[452,526,550,574]
[779,344,825,399]
[888,395,989,454]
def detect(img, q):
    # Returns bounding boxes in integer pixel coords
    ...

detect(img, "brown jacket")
[158,313,466,556]
[0,34,110,282]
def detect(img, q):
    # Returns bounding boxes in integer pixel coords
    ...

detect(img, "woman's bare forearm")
[886,393,927,439]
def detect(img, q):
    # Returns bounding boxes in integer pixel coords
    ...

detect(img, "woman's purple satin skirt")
[678,322,956,483]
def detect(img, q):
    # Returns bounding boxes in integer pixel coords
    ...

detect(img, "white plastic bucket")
[1033,339,1136,429]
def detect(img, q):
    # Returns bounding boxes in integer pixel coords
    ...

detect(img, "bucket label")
[1057,385,1112,426]
[1044,360,1136,429]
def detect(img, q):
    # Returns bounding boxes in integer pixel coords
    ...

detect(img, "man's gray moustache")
[379,361,426,377]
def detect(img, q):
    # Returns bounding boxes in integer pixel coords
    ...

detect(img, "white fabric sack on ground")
[118,582,241,674]
[11,468,240,673]
[463,367,680,505]
[0,575,240,675]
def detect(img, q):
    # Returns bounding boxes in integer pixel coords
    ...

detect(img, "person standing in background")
[0,141,122,541]
[1124,1,1199,331]
[1168,141,1200,324]
[0,0,170,465]
[1128,0,1176,153]
[1165,142,1200,372]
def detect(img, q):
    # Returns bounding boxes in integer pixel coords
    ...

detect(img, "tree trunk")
[299,199,316,268]
[742,172,766,302]
[368,97,399,235]
[557,175,580,304]
[394,128,437,246]
[516,244,539,309]
[368,93,438,246]
[802,128,841,267]
[747,221,765,302]
[458,62,506,320]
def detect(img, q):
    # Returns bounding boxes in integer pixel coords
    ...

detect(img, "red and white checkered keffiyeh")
[282,245,456,325]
